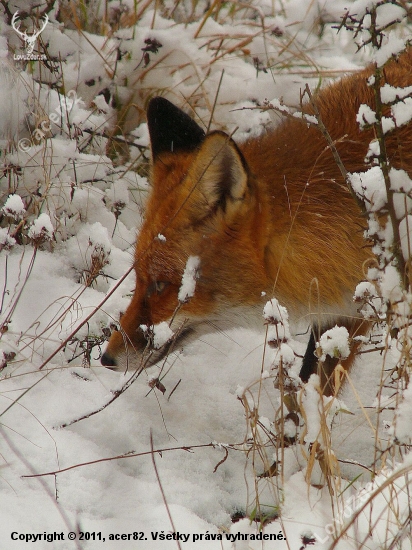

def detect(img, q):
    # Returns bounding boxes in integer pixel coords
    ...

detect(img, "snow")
[356,103,377,129]
[1,1,412,549]
[28,213,54,240]
[1,193,25,218]
[299,376,322,444]
[317,326,350,362]
[0,226,16,248]
[104,180,130,210]
[263,298,291,344]
[273,342,295,368]
[380,83,412,103]
[178,256,200,303]
[349,166,387,212]
[152,321,174,349]
[391,96,412,127]
[374,34,409,67]
[389,382,412,444]
[140,321,175,349]
[265,98,318,126]
[353,280,383,319]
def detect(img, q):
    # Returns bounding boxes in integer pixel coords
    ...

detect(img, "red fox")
[102,50,412,394]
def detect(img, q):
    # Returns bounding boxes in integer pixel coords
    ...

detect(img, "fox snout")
[101,319,152,370]
[100,350,117,368]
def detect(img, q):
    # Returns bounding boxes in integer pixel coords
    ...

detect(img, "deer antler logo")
[12,11,48,55]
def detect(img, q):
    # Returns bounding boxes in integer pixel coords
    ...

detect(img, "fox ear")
[190,131,248,211]
[147,97,205,158]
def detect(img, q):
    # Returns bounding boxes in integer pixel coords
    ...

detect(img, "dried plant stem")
[0,247,38,333]
[328,462,412,550]
[1,425,82,549]
[58,364,144,428]
[22,442,239,478]
[207,69,225,133]
[303,84,366,214]
[150,431,182,550]
[194,0,222,39]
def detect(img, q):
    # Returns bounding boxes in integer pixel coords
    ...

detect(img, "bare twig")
[22,441,239,478]
[150,431,182,550]
[302,84,366,214]
[58,364,145,428]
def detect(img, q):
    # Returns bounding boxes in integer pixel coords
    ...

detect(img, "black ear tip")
[147,96,174,119]
[148,96,174,109]
[147,96,205,157]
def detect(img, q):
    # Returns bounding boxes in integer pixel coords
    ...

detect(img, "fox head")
[101,97,270,369]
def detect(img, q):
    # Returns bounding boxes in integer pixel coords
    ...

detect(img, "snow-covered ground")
[1,1,412,548]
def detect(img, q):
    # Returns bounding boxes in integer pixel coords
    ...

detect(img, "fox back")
[102,50,412,392]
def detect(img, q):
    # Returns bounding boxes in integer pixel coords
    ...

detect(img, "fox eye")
[154,281,169,294]
[146,280,169,298]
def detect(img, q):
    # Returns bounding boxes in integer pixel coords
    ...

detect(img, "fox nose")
[101,351,117,367]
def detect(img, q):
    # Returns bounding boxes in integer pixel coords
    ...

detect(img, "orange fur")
[102,50,412,390]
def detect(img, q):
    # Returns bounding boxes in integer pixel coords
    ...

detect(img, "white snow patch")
[374,34,409,67]
[349,166,387,212]
[273,342,295,368]
[299,376,322,443]
[0,228,16,248]
[381,83,412,103]
[28,213,54,240]
[390,383,412,444]
[1,194,25,219]
[153,321,174,349]
[317,326,350,362]
[263,298,291,344]
[391,97,412,128]
[178,255,200,303]
[357,103,377,128]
